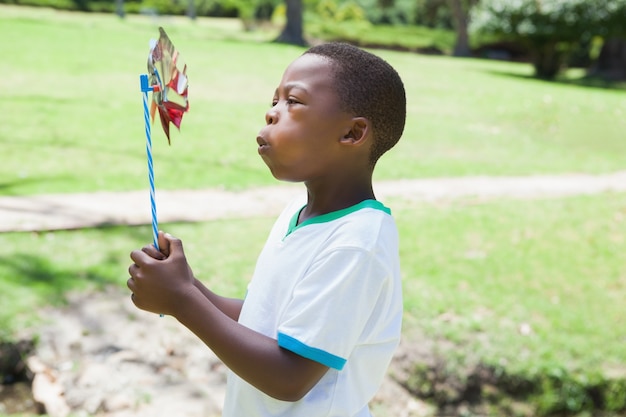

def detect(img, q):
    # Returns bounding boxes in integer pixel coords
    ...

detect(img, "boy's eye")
[270,98,299,107]
[270,96,301,107]
[287,97,301,105]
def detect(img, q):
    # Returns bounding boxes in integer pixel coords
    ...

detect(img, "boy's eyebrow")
[279,82,310,94]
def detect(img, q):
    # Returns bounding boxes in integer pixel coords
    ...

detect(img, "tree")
[274,0,308,46]
[448,0,479,57]
[471,0,626,79]
[115,0,124,17]
[187,0,196,19]
[591,3,626,81]
[414,0,478,57]
[590,38,626,81]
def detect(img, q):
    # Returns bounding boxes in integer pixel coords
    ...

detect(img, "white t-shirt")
[222,195,403,417]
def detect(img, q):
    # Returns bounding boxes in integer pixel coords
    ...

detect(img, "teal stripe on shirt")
[278,333,347,370]
[286,199,391,238]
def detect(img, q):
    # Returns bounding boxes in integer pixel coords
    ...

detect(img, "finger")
[130,248,150,264]
[128,263,139,278]
[130,292,140,308]
[142,244,166,260]
[127,276,135,291]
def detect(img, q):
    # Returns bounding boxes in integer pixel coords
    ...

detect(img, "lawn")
[1,4,625,416]
[2,193,625,375]
[1,192,625,413]
[396,193,626,375]
[1,5,626,196]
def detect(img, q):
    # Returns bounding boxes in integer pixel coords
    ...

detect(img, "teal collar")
[285,199,390,238]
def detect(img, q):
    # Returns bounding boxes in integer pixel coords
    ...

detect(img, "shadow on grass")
[482,69,626,91]
[0,178,54,195]
[0,174,88,196]
[0,253,112,306]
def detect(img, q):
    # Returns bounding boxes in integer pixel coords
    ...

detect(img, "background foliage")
[2,0,625,81]
[471,0,626,78]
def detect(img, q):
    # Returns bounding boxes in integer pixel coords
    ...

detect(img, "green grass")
[0,217,271,339]
[306,18,457,53]
[395,192,626,413]
[1,5,626,196]
[1,192,625,414]
[395,193,626,377]
[2,193,625,376]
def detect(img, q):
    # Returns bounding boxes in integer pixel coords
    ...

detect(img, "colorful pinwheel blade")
[147,27,189,144]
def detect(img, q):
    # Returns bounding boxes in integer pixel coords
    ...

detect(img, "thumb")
[162,232,185,258]
[157,231,171,257]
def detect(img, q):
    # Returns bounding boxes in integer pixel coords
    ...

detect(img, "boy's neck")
[300,176,375,223]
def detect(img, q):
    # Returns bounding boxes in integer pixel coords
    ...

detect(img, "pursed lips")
[256,136,269,154]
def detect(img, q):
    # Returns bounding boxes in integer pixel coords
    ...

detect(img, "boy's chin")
[263,162,308,183]
[272,175,302,184]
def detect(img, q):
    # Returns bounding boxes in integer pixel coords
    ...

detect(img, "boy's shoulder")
[275,195,397,250]
[304,200,398,257]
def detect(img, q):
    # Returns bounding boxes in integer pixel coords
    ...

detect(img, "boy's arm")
[175,286,329,401]
[129,232,328,401]
[192,278,243,322]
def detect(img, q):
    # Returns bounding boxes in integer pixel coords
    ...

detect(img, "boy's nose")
[265,107,278,125]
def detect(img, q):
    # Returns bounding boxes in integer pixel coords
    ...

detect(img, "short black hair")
[303,42,406,166]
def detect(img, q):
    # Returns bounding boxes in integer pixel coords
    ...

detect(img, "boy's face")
[257,54,356,182]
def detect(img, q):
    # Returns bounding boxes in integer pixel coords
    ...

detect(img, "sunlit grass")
[1,5,626,196]
[1,193,624,379]
[395,192,626,377]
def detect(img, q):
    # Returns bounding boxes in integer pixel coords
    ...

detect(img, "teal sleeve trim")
[278,333,347,370]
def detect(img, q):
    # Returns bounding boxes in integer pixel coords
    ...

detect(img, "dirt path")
[3,171,626,417]
[1,171,626,232]
[15,288,430,417]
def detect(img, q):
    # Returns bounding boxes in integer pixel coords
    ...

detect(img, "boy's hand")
[140,231,171,260]
[127,232,196,316]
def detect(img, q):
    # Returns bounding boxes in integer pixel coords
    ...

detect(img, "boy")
[127,42,406,416]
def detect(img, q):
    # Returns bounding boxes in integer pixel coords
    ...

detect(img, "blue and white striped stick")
[140,74,164,318]
[140,74,159,251]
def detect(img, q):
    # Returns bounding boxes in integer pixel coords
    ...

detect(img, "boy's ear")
[340,117,370,146]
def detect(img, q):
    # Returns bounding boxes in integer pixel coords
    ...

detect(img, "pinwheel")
[139,27,189,250]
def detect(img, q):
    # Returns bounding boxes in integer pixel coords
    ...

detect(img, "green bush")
[314,0,366,22]
[335,0,365,21]
[471,0,626,79]
[529,368,626,415]
[355,0,414,24]
[306,0,371,39]
[0,0,144,12]
[413,0,452,29]
[141,0,185,15]
[0,0,244,17]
